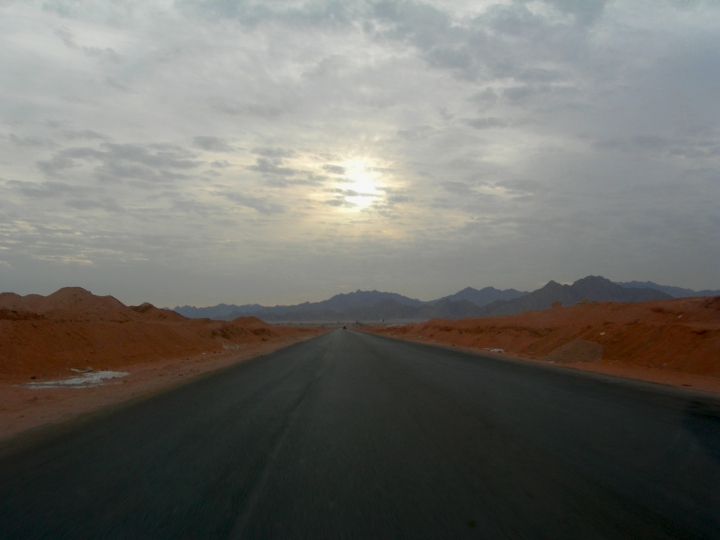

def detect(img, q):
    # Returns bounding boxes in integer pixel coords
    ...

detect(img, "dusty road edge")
[0,332,329,457]
[357,329,720,400]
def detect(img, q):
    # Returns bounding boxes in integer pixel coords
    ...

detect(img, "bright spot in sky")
[342,160,381,208]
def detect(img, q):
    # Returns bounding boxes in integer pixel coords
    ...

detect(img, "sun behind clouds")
[339,159,382,208]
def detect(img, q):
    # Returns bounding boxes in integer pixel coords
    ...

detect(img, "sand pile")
[365,296,720,378]
[129,302,187,322]
[0,287,142,322]
[0,288,322,383]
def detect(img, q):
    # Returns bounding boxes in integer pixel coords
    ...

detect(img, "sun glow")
[342,160,382,208]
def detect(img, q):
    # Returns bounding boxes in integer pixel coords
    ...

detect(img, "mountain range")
[615,281,720,298]
[473,276,670,318]
[173,276,719,323]
[174,286,526,321]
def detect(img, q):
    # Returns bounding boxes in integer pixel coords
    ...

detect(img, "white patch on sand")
[22,371,130,389]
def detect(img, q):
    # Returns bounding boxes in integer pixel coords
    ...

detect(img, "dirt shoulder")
[0,331,327,442]
[359,296,720,397]
[364,332,720,396]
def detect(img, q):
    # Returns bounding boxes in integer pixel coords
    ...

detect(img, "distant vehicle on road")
[343,325,347,329]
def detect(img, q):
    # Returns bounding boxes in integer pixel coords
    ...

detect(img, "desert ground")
[0,287,328,440]
[362,296,720,395]
[3,288,719,442]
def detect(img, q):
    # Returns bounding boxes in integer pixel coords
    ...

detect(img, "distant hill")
[176,290,426,320]
[348,298,487,321]
[172,303,268,319]
[0,287,186,323]
[175,276,686,323]
[1,287,143,322]
[230,275,670,322]
[476,276,671,317]
[202,290,426,321]
[615,281,720,298]
[433,286,528,306]
[290,290,425,312]
[175,287,522,321]
[217,297,488,323]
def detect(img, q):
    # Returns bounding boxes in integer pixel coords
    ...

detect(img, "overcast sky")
[1,0,719,307]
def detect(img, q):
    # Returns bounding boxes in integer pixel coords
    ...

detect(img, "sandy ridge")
[0,287,329,441]
[0,333,327,443]
[361,296,720,395]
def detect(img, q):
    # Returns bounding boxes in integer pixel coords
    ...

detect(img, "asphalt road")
[1,329,719,539]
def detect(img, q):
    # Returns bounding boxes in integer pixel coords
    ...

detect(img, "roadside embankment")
[0,287,329,440]
[362,296,720,394]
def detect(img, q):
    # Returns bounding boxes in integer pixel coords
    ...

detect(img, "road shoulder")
[357,329,720,397]
[0,331,328,443]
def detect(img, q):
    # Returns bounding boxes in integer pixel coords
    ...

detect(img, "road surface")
[1,329,719,539]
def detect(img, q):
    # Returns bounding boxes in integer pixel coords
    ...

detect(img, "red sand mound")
[0,287,331,440]
[129,302,188,322]
[363,296,720,388]
[0,288,325,384]
[1,287,143,322]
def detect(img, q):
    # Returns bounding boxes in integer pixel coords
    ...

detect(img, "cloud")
[214,189,285,215]
[252,148,296,158]
[7,180,83,199]
[1,0,720,305]
[37,143,201,183]
[9,134,57,148]
[469,88,498,107]
[322,164,346,175]
[442,181,473,196]
[54,28,120,63]
[193,136,234,152]
[325,197,355,208]
[214,102,290,119]
[377,186,410,208]
[503,86,538,103]
[63,130,109,141]
[105,77,130,92]
[515,68,566,83]
[303,54,347,79]
[397,126,434,140]
[36,154,78,176]
[594,132,720,159]
[546,0,608,25]
[464,117,507,129]
[180,0,359,28]
[65,198,123,212]
[247,157,297,177]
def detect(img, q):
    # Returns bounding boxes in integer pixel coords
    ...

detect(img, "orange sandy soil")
[0,288,329,441]
[361,296,720,396]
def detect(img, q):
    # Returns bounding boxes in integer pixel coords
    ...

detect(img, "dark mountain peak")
[373,298,404,308]
[439,285,528,307]
[177,275,679,323]
[572,275,614,287]
[477,286,501,292]
[346,289,378,296]
[456,287,478,293]
[622,280,656,287]
[474,275,672,318]
[308,290,425,311]
[570,275,620,296]
[615,280,720,298]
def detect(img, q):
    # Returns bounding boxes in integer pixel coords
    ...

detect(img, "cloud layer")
[1,0,719,306]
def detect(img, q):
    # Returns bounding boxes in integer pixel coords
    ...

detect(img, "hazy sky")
[1,0,719,307]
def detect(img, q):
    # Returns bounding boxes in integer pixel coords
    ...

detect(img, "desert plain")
[0,287,328,441]
[1,287,719,442]
[363,295,720,395]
